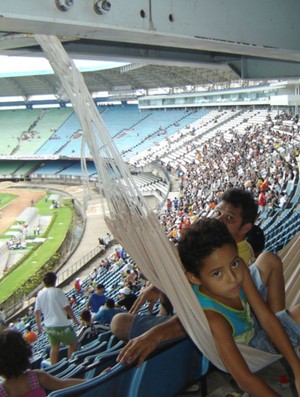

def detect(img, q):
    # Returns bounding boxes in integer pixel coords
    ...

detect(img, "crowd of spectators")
[157,110,299,244]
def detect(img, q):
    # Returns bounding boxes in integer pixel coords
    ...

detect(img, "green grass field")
[0,193,18,209]
[0,195,73,303]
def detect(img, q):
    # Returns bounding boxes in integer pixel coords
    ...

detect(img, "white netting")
[34,34,281,372]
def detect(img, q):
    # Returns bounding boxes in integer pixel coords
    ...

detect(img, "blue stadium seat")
[48,363,136,397]
[69,340,108,364]
[82,339,124,367]
[30,354,43,369]
[47,338,208,397]
[54,363,78,378]
[60,363,87,379]
[84,350,122,379]
[127,337,209,397]
[43,358,69,375]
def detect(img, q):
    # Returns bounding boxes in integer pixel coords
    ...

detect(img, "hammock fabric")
[34,34,282,372]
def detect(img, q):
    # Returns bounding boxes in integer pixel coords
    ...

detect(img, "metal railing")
[57,245,104,285]
[3,244,105,321]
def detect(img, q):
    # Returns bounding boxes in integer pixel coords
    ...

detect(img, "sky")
[0,55,129,78]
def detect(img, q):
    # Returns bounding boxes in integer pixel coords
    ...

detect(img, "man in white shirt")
[35,272,80,364]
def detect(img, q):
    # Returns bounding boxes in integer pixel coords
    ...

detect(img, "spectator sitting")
[74,278,83,295]
[0,329,85,397]
[90,267,98,281]
[109,260,120,273]
[92,298,125,326]
[26,306,34,318]
[77,310,109,346]
[279,192,287,209]
[86,284,106,314]
[117,287,137,312]
[69,294,78,307]
[23,326,37,345]
[16,318,26,333]
[124,270,139,287]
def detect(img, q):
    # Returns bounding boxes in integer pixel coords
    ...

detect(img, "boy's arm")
[206,310,280,397]
[242,266,300,393]
[117,315,186,367]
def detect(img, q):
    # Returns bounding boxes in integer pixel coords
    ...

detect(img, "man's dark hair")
[178,218,237,276]
[106,298,115,309]
[0,330,32,379]
[222,188,258,225]
[246,224,265,257]
[96,284,105,291]
[43,272,57,287]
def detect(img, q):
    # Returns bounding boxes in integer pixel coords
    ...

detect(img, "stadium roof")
[1,1,300,99]
[0,56,239,99]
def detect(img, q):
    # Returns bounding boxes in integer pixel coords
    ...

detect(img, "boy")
[116,219,300,396]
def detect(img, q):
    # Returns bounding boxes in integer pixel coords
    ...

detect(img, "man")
[212,188,257,265]
[92,298,125,325]
[35,272,80,364]
[117,287,137,311]
[86,284,106,313]
[212,188,285,313]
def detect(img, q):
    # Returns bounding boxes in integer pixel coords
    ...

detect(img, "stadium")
[0,2,300,396]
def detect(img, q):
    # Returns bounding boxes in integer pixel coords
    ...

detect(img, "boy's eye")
[232,259,240,268]
[212,271,222,278]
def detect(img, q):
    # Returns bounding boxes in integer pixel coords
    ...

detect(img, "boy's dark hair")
[106,298,115,309]
[80,309,92,322]
[96,284,105,291]
[43,272,57,287]
[178,218,237,275]
[0,329,32,379]
[222,188,258,225]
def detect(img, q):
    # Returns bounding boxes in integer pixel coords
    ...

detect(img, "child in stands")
[0,329,85,397]
[117,218,300,397]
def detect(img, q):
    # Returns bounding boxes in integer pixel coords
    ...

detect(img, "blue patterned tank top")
[192,285,254,345]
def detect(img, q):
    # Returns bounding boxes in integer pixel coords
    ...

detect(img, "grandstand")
[0,99,299,396]
[0,4,300,395]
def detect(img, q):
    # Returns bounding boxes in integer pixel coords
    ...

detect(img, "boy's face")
[186,244,244,305]
[212,201,251,242]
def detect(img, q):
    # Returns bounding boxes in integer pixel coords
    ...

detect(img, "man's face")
[212,201,250,242]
